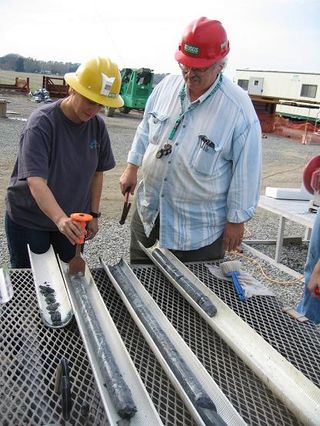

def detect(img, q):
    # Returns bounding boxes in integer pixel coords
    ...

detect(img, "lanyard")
[156,74,223,159]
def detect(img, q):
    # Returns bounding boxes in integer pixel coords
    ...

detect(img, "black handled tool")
[119,188,131,225]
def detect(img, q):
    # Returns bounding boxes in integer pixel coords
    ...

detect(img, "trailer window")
[237,79,249,91]
[300,84,317,98]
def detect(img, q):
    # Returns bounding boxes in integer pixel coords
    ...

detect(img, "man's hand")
[223,222,244,252]
[119,163,139,196]
[308,260,320,297]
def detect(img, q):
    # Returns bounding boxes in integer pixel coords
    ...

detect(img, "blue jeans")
[296,208,320,324]
[5,213,76,268]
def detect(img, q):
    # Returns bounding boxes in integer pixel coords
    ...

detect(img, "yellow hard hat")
[65,57,124,108]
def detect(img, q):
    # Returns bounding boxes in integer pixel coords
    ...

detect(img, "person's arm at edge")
[308,259,320,296]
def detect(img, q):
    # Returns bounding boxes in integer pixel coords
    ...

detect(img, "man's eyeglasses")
[178,63,214,74]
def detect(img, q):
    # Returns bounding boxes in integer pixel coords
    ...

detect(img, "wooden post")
[0,99,8,118]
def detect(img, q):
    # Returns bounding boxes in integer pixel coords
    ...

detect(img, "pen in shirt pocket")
[199,134,215,151]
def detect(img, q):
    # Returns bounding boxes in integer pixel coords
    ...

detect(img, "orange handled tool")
[315,287,320,296]
[68,213,93,276]
[70,213,93,244]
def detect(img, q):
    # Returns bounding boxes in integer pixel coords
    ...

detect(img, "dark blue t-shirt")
[6,100,115,230]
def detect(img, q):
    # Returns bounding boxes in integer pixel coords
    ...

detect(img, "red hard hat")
[175,17,230,68]
[303,155,320,194]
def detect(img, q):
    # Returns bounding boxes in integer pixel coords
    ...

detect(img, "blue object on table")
[226,271,246,302]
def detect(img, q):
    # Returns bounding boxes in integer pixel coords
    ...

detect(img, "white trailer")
[235,69,320,122]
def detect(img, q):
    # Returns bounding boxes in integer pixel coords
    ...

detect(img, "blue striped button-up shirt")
[127,74,262,250]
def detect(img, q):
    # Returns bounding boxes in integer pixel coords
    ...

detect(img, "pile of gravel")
[84,219,131,267]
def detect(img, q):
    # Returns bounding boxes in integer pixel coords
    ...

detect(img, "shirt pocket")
[191,135,222,176]
[147,112,169,145]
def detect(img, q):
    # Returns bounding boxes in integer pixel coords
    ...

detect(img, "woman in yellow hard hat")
[5,57,123,268]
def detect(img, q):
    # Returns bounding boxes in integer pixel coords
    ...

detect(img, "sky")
[0,0,319,79]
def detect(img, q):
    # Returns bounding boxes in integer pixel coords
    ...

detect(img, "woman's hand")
[85,218,99,240]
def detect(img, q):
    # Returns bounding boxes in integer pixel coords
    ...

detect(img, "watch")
[90,211,101,218]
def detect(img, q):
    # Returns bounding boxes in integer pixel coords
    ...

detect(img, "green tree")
[15,57,25,72]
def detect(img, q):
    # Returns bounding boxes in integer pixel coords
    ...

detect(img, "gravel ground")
[1,92,319,312]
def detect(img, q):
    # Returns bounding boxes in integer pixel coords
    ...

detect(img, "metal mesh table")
[1,262,320,425]
[1,270,109,425]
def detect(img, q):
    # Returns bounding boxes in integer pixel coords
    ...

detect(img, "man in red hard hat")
[120,17,262,264]
[175,17,230,67]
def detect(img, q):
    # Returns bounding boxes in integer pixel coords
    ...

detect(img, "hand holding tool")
[220,260,246,302]
[68,213,92,276]
[119,188,131,225]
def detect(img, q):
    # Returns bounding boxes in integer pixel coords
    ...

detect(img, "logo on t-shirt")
[89,139,98,149]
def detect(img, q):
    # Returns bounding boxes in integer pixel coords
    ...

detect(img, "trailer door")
[248,77,264,95]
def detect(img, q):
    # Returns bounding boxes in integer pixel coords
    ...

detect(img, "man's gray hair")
[214,56,228,72]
